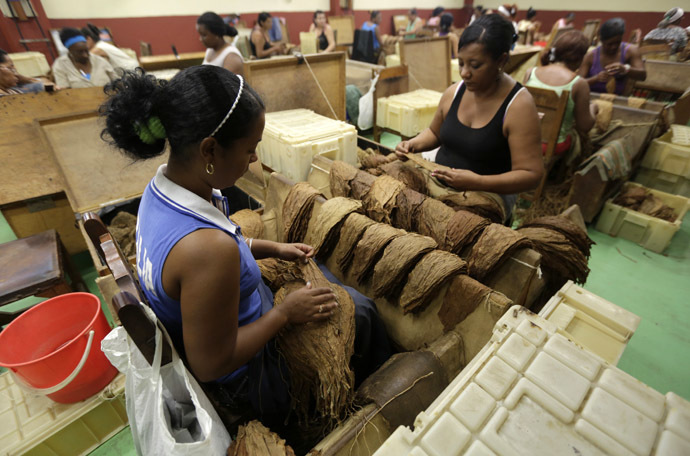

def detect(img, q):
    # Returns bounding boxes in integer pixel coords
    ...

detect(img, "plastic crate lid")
[374,306,690,456]
[671,125,690,146]
[263,109,356,143]
[0,372,125,455]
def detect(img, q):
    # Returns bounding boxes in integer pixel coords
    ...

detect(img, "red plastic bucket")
[0,293,118,403]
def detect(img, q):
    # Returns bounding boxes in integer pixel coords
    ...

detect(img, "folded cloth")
[578,135,633,181]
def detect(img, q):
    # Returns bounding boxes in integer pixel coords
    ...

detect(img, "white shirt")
[52,54,116,88]
[202,45,243,68]
[95,41,139,72]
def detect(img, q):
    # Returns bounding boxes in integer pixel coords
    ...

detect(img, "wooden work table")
[0,88,106,206]
[139,52,205,71]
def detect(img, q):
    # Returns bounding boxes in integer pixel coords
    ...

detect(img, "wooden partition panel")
[244,52,346,120]
[400,37,452,92]
[139,52,205,71]
[0,88,106,205]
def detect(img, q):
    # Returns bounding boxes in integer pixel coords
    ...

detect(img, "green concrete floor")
[1,167,688,454]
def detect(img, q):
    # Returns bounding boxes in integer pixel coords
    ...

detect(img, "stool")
[0,230,88,325]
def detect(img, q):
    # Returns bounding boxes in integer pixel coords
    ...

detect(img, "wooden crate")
[400,36,452,93]
[244,52,346,121]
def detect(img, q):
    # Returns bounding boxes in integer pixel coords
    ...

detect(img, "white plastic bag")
[357,73,380,130]
[102,308,231,455]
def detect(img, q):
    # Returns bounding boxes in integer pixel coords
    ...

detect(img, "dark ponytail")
[440,13,453,33]
[100,67,265,162]
[81,23,101,42]
[197,11,236,37]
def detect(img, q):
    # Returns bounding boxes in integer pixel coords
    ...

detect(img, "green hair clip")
[133,115,166,145]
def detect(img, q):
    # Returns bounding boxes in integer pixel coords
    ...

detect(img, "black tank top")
[318,30,328,50]
[436,82,523,175]
[250,32,272,57]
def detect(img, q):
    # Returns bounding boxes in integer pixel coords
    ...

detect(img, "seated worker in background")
[395,14,543,216]
[81,24,138,73]
[579,18,645,95]
[0,64,21,96]
[0,49,48,93]
[497,4,519,34]
[399,8,424,39]
[197,12,243,75]
[644,8,687,56]
[309,10,336,53]
[427,7,445,27]
[518,8,539,44]
[524,31,596,156]
[251,12,286,59]
[52,28,116,88]
[361,11,383,53]
[100,66,391,427]
[469,6,485,25]
[437,13,460,59]
[556,12,575,29]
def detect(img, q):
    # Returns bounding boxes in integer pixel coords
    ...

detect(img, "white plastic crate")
[641,127,690,179]
[538,281,640,365]
[635,167,690,198]
[385,54,400,67]
[0,372,127,456]
[595,182,689,253]
[376,89,442,137]
[451,60,461,82]
[375,305,690,456]
[258,109,357,182]
[8,52,50,77]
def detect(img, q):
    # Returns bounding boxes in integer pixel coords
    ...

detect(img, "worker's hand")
[279,282,338,324]
[276,243,314,263]
[431,168,481,191]
[604,62,626,76]
[395,140,414,160]
[594,70,610,83]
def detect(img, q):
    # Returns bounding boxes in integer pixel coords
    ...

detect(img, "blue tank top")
[136,166,262,382]
[361,22,380,50]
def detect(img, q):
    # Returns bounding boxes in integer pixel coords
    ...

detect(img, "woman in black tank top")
[310,10,336,53]
[251,12,285,59]
[395,14,542,199]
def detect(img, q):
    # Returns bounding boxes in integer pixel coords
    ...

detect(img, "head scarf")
[659,8,684,27]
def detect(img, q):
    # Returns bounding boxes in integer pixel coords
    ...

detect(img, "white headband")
[498,5,510,16]
[210,75,244,137]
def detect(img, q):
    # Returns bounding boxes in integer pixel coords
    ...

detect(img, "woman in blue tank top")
[100,66,390,430]
[395,14,543,215]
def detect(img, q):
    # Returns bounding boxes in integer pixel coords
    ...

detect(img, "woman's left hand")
[277,243,314,263]
[431,168,482,191]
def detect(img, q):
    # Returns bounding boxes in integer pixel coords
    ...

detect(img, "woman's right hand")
[277,282,338,324]
[594,70,610,83]
[395,140,414,160]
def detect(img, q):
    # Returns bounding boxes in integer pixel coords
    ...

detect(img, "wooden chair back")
[329,15,355,45]
[546,26,573,48]
[393,15,409,33]
[582,20,600,45]
[373,65,410,141]
[523,86,570,201]
[673,89,690,126]
[639,43,671,61]
[83,212,172,366]
[139,41,152,57]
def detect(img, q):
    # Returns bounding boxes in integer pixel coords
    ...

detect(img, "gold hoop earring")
[206,163,214,175]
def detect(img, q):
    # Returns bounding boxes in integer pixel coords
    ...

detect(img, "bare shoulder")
[505,86,538,126]
[173,229,239,270]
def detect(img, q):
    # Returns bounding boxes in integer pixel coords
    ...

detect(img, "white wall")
[42,0,330,19]
[353,0,462,9]
[514,0,679,13]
